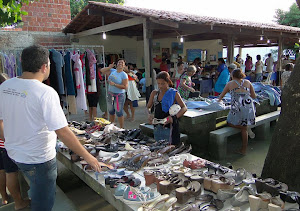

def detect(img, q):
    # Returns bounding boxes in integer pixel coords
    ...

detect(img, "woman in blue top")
[214,65,230,96]
[147,72,187,145]
[100,59,128,128]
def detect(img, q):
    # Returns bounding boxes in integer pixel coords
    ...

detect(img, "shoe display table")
[179,99,277,151]
[57,150,298,211]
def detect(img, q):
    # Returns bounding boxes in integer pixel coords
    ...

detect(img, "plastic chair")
[262,73,272,85]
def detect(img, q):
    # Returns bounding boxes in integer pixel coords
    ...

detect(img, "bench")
[209,110,281,160]
[139,123,189,143]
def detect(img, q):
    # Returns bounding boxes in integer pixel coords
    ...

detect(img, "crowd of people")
[0,45,296,209]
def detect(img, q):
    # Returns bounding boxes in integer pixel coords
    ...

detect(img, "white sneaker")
[247,128,255,139]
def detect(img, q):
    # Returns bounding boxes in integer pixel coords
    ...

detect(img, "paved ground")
[56,97,274,210]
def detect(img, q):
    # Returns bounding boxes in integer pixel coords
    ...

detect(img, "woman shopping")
[255,55,263,82]
[177,65,196,100]
[218,69,256,155]
[147,72,187,145]
[100,59,128,128]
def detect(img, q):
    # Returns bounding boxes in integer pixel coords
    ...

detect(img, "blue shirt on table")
[108,69,128,94]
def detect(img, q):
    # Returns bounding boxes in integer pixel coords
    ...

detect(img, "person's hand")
[164,116,173,126]
[189,87,195,93]
[108,63,115,69]
[148,114,154,124]
[109,80,115,86]
[84,154,101,172]
[192,82,195,86]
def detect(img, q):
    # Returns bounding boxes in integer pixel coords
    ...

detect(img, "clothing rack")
[47,45,108,120]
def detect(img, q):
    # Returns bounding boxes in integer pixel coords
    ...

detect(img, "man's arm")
[0,120,4,140]
[55,126,101,172]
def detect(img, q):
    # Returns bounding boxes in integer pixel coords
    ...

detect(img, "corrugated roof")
[63,1,300,34]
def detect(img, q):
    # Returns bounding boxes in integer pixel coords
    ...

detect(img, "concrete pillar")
[238,46,242,58]
[143,18,153,101]
[227,35,235,64]
[277,37,283,86]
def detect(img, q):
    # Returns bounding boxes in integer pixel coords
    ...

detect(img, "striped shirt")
[0,138,4,148]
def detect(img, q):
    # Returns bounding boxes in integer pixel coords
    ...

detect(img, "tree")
[70,0,124,19]
[262,58,300,192]
[274,3,300,27]
[0,0,34,27]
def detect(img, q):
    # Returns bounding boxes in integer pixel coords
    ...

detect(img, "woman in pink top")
[245,55,253,73]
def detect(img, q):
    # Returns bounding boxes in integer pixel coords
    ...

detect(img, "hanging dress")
[71,52,87,111]
[227,80,256,126]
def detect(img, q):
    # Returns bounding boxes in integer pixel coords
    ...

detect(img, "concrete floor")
[57,97,274,211]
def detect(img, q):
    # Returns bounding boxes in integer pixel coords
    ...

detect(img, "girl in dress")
[218,69,256,155]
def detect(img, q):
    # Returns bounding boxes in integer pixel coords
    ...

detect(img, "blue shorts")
[0,148,19,173]
[107,92,126,117]
[154,125,171,142]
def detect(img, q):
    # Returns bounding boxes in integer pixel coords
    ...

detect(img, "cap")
[228,63,237,69]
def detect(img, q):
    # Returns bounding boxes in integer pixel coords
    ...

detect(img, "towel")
[162,88,177,113]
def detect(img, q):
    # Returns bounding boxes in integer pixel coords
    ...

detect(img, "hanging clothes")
[71,52,87,111]
[48,51,60,93]
[86,49,97,93]
[64,51,77,115]
[4,53,16,78]
[50,49,65,95]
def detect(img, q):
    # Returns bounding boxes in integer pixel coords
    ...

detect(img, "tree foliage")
[70,0,124,19]
[0,0,34,27]
[275,3,300,27]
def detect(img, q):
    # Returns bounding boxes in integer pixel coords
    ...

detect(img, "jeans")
[154,124,171,142]
[107,92,125,117]
[15,158,57,211]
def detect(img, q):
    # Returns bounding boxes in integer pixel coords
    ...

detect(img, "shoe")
[123,186,160,204]
[230,186,256,207]
[247,128,255,139]
[115,183,150,199]
[125,143,135,151]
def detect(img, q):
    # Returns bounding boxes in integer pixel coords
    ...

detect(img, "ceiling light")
[102,32,106,40]
[260,36,263,41]
[180,36,184,43]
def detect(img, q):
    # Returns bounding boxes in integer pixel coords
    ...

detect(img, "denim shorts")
[154,124,171,142]
[107,92,125,117]
[0,148,18,173]
[15,157,57,211]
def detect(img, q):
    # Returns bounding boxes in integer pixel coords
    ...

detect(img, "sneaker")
[248,128,255,139]
[115,184,150,199]
[123,186,160,204]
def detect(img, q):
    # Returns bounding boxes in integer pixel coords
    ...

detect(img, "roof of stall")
[63,1,300,47]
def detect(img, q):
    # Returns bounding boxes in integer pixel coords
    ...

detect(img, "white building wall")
[73,35,223,68]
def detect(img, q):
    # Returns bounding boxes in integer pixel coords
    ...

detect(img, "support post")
[238,46,242,58]
[143,18,153,102]
[277,37,283,86]
[227,35,235,64]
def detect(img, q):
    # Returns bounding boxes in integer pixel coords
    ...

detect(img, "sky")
[124,0,295,24]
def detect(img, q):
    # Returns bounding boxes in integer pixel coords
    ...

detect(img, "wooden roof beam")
[149,17,179,28]
[74,17,144,38]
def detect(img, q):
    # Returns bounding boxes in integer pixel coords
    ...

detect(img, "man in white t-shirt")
[265,53,274,73]
[0,45,101,211]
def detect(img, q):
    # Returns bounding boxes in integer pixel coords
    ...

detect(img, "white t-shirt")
[265,57,274,72]
[0,78,68,164]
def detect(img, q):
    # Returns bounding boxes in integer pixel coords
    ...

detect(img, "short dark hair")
[21,45,49,73]
[156,71,173,87]
[177,61,184,67]
[268,53,272,57]
[256,55,261,60]
[218,58,225,64]
[232,69,246,79]
[117,58,126,63]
